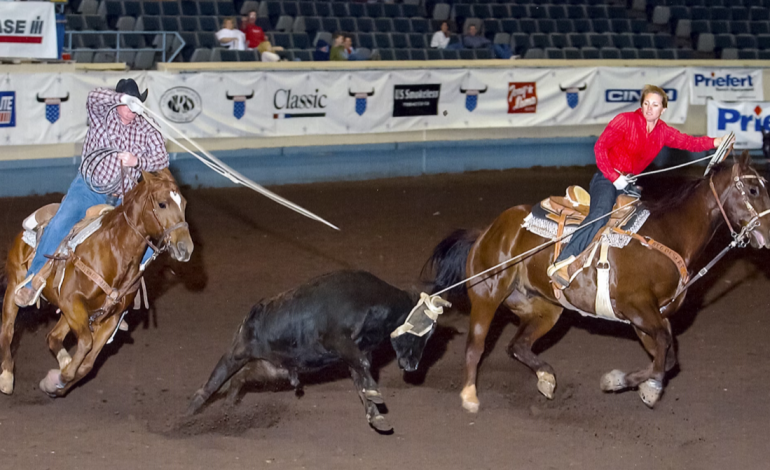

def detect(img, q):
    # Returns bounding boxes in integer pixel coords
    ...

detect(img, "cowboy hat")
[115,78,148,102]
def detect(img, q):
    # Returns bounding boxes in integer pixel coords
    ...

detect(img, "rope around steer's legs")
[137,105,340,231]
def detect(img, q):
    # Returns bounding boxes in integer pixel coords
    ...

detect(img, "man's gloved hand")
[613,174,630,190]
[120,94,144,115]
[622,184,642,198]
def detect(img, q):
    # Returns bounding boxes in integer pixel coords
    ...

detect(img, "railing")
[64,31,186,63]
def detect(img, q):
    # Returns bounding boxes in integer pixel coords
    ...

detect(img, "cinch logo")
[508,82,537,114]
[0,91,15,127]
[716,106,770,132]
[605,88,678,103]
[273,88,327,118]
[694,72,754,89]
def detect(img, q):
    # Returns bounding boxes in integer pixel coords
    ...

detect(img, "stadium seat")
[550,33,568,48]
[638,48,657,59]
[441,49,459,60]
[738,48,758,59]
[600,47,621,59]
[294,50,312,61]
[524,48,544,59]
[357,17,375,33]
[383,4,402,18]
[408,33,426,49]
[620,47,639,59]
[545,47,565,59]
[581,47,599,59]
[563,47,580,59]
[394,49,410,61]
[375,18,394,33]
[657,48,676,59]
[141,1,161,16]
[379,49,395,60]
[315,2,331,17]
[391,33,408,49]
[410,49,427,60]
[475,49,492,59]
[676,48,695,59]
[568,33,588,49]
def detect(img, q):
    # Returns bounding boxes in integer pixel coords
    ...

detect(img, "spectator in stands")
[216,17,246,50]
[330,33,348,61]
[463,25,491,49]
[431,21,451,49]
[314,39,331,61]
[241,10,265,49]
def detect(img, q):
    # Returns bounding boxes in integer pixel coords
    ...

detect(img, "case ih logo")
[507,82,537,114]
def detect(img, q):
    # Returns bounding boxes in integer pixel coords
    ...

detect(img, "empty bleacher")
[62,0,769,68]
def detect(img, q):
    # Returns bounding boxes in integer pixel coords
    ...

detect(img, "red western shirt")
[242,24,265,49]
[595,108,714,182]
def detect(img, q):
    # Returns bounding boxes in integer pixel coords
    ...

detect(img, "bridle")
[122,181,189,255]
[709,165,770,248]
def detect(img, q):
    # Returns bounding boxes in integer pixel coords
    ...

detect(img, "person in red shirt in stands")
[548,84,733,288]
[241,10,265,49]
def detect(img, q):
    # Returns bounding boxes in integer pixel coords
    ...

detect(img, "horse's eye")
[750,187,759,197]
[158,202,167,209]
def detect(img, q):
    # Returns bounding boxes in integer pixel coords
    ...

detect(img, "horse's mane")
[645,163,728,216]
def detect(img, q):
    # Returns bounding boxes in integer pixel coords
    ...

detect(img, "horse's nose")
[176,240,193,261]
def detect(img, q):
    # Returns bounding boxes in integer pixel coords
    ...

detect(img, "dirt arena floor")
[1,166,769,470]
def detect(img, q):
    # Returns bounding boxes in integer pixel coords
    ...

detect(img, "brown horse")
[0,169,193,397]
[424,152,770,412]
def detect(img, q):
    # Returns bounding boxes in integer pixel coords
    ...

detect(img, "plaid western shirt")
[595,108,715,182]
[81,88,168,193]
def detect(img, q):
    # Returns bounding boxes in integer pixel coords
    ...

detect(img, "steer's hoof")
[0,370,14,395]
[39,369,63,397]
[638,379,663,408]
[369,415,393,434]
[536,371,556,399]
[364,389,384,404]
[600,369,628,392]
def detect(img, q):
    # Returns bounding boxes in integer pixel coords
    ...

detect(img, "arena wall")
[0,60,767,197]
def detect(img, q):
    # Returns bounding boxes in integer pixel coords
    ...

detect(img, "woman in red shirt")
[549,84,732,288]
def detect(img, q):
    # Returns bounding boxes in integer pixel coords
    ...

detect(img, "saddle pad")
[522,207,650,248]
[22,214,107,254]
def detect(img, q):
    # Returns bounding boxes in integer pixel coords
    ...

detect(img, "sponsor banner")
[0,67,694,147]
[0,3,57,59]
[690,68,763,106]
[588,68,689,124]
[707,100,770,149]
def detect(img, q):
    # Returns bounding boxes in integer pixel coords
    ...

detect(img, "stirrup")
[547,256,576,289]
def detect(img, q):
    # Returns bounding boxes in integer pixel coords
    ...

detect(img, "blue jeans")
[556,172,621,262]
[27,175,153,277]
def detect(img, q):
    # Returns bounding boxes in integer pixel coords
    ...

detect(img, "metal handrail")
[64,31,186,63]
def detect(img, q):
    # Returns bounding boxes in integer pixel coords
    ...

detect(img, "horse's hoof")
[0,370,14,395]
[364,389,384,405]
[56,349,72,370]
[536,371,556,399]
[638,379,663,408]
[368,415,393,434]
[460,385,480,413]
[39,369,63,397]
[600,370,628,392]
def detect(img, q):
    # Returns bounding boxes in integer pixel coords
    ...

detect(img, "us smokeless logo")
[393,84,440,117]
[0,91,15,127]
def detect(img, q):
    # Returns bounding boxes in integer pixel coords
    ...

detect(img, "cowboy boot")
[547,255,576,289]
[14,259,54,308]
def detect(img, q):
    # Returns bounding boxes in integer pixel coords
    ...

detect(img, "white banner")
[690,68,763,106]
[707,100,770,149]
[0,67,694,147]
[0,2,57,59]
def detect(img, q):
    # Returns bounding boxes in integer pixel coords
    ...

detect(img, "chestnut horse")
[426,152,770,412]
[0,169,193,397]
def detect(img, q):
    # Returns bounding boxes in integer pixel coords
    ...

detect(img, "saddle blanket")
[22,214,108,255]
[522,208,650,248]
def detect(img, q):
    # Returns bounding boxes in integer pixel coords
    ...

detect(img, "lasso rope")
[134,104,340,231]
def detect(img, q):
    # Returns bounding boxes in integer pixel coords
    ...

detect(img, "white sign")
[690,68,763,106]
[0,2,57,59]
[0,67,694,148]
[707,100,770,149]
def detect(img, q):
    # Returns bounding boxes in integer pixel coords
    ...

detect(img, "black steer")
[186,270,433,433]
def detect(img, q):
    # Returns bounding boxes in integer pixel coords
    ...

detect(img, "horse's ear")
[735,149,752,169]
[141,170,155,183]
[155,167,175,182]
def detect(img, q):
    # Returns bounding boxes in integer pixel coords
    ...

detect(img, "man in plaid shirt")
[15,78,168,307]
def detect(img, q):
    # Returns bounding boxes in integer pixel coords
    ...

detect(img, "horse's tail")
[422,229,481,302]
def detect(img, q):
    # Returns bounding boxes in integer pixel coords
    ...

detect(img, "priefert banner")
[0,2,57,59]
[690,69,763,106]
[707,100,770,149]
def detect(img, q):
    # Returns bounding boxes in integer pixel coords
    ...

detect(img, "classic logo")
[460,84,487,112]
[225,90,254,120]
[0,91,15,127]
[560,83,587,109]
[348,88,375,116]
[36,92,69,124]
[393,84,440,117]
[507,82,537,114]
[605,88,678,103]
[160,87,202,123]
[273,88,327,119]
[716,105,770,132]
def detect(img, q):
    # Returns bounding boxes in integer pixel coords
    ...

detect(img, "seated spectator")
[331,33,376,61]
[431,21,451,49]
[216,17,246,50]
[463,25,490,49]
[344,35,372,61]
[258,39,284,62]
[314,39,331,61]
[330,33,348,61]
[241,10,266,49]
